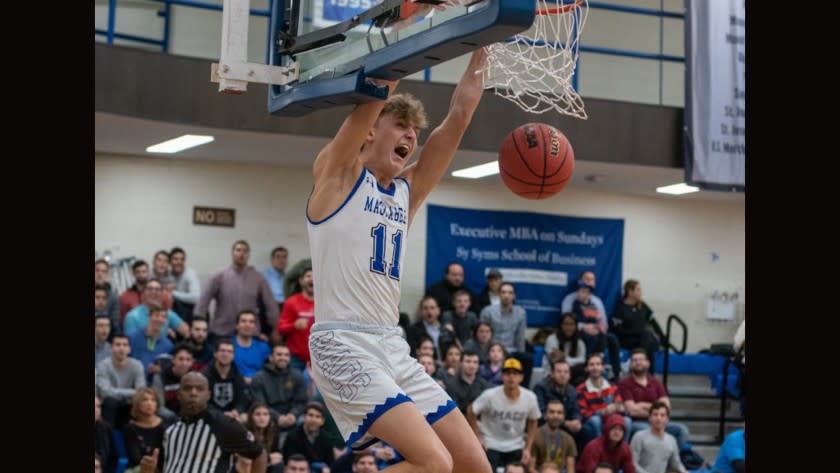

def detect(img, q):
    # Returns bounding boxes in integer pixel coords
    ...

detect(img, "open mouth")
[394,144,410,159]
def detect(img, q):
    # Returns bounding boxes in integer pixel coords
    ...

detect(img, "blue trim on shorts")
[350,436,380,452]
[346,393,413,449]
[425,399,457,426]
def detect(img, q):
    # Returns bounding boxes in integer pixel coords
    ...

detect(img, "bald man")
[140,372,267,473]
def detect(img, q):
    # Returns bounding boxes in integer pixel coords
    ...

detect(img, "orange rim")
[537,0,584,16]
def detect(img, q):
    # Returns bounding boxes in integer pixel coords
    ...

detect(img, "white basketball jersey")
[307,167,410,326]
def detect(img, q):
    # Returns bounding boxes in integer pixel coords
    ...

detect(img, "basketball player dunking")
[305,47,492,472]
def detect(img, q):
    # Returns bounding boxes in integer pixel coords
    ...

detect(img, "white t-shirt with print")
[472,385,542,452]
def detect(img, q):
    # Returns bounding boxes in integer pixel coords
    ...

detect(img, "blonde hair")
[380,93,428,130]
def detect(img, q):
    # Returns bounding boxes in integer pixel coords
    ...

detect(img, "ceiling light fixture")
[451,161,499,179]
[656,182,700,195]
[146,134,215,153]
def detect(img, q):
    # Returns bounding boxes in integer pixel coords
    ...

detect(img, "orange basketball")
[498,123,575,200]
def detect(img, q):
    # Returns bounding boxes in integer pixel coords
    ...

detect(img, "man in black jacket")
[139,372,266,473]
[201,338,249,420]
[425,263,477,313]
[282,402,337,472]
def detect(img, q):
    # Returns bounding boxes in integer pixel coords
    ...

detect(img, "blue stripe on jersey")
[306,167,368,225]
[375,174,396,196]
[395,176,410,194]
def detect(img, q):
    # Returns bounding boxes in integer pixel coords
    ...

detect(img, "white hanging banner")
[684,0,745,192]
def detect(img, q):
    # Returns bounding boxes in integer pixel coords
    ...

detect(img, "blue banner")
[316,0,426,32]
[425,205,624,328]
[322,0,376,22]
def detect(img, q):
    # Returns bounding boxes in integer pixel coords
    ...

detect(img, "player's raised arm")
[309,79,398,220]
[402,48,487,223]
[312,79,399,181]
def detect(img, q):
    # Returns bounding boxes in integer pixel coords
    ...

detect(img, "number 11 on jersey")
[370,223,402,280]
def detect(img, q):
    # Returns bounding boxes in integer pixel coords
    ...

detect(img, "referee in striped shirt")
[140,372,267,473]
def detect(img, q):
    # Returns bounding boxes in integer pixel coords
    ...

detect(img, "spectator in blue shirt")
[712,427,745,473]
[262,247,289,308]
[232,309,271,382]
[127,302,175,383]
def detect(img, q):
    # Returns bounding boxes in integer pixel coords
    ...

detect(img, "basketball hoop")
[483,0,589,118]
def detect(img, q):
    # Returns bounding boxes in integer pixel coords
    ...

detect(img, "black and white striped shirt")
[163,410,263,473]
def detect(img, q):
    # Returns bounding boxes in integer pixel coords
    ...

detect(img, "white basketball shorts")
[309,322,456,450]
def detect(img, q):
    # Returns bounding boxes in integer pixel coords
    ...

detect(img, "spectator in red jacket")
[277,267,314,372]
[576,414,635,473]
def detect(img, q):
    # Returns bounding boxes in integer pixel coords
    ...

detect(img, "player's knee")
[448,440,491,473]
[459,451,491,473]
[421,448,453,473]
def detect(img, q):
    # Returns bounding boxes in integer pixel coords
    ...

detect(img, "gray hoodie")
[249,361,308,419]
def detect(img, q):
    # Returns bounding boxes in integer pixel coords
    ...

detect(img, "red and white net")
[483,0,589,118]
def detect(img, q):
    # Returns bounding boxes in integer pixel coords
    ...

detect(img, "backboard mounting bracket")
[211,61,300,93]
[213,0,536,114]
[211,0,300,93]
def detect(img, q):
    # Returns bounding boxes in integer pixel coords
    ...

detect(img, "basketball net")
[483,0,589,119]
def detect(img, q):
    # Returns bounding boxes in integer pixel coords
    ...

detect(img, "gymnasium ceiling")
[95,111,744,203]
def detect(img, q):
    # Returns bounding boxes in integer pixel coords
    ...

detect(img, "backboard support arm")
[212,0,299,94]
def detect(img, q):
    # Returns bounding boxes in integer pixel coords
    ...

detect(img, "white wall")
[95,153,744,351]
[94,0,686,107]
[95,0,271,64]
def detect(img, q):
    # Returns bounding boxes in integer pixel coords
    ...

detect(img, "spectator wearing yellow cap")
[467,358,542,472]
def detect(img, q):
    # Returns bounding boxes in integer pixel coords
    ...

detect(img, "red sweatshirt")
[277,292,314,363]
[577,414,635,473]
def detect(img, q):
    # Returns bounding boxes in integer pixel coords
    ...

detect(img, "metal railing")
[706,344,743,443]
[661,313,687,390]
[661,318,745,445]
[718,355,733,441]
